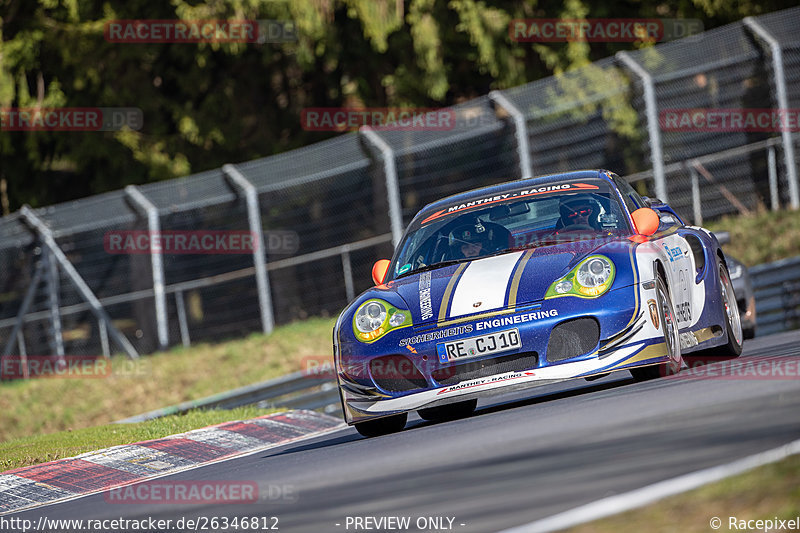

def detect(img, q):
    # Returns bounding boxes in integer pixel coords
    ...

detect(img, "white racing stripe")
[449,252,523,317]
[498,438,800,533]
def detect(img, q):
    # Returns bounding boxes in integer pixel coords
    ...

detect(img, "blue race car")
[333,170,743,437]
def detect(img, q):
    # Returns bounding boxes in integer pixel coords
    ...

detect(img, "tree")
[0,0,795,211]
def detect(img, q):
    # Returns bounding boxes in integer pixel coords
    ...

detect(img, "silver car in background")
[715,231,756,339]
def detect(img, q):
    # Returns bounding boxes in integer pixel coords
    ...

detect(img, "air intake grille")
[369,355,428,393]
[547,318,600,362]
[431,352,538,386]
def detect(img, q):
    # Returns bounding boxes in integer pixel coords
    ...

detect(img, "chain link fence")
[2,7,799,364]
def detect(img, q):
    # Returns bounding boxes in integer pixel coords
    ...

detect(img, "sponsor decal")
[676,301,692,323]
[647,299,659,330]
[397,263,412,275]
[420,183,600,225]
[679,331,700,349]
[418,271,433,321]
[475,309,558,331]
[679,330,705,349]
[663,243,683,262]
[436,371,535,395]
[398,324,473,347]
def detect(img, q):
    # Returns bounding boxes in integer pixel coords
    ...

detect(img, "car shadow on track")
[261,432,362,457]
[470,376,637,419]
[269,376,639,457]
[266,354,751,457]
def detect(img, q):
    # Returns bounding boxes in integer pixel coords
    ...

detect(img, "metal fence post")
[222,164,275,334]
[690,165,702,225]
[341,245,355,302]
[744,17,800,210]
[174,290,191,347]
[617,51,668,203]
[20,206,139,359]
[125,185,169,350]
[99,317,110,357]
[42,246,65,360]
[488,90,533,180]
[360,127,404,248]
[768,145,779,211]
[1,261,44,359]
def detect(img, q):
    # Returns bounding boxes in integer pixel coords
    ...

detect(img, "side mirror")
[630,207,659,236]
[714,231,731,246]
[371,259,391,286]
[642,196,665,207]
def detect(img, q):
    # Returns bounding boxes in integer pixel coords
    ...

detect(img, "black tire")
[694,259,744,358]
[354,412,407,438]
[417,399,478,421]
[631,276,683,381]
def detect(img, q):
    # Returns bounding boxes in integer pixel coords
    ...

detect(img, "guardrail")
[750,256,800,337]
[116,369,339,423]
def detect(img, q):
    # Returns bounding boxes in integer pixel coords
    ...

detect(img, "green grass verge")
[0,407,276,472]
[0,317,336,443]
[566,453,800,533]
[705,208,800,266]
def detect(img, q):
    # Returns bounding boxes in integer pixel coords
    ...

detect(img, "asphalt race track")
[10,330,800,533]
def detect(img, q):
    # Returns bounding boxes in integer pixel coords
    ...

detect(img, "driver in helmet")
[449,222,488,259]
[559,197,598,230]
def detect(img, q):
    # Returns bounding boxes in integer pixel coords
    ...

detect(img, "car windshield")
[390,182,631,279]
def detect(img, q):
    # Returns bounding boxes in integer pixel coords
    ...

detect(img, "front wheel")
[631,276,683,381]
[354,412,407,438]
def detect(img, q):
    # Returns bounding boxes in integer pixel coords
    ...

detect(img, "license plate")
[437,328,521,363]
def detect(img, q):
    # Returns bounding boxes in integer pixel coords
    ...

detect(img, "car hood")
[387,238,626,328]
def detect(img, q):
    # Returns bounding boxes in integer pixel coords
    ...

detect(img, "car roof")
[416,169,616,217]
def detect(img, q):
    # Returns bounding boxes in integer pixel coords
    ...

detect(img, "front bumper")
[336,283,668,424]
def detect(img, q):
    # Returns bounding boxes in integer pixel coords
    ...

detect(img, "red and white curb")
[0,410,344,515]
